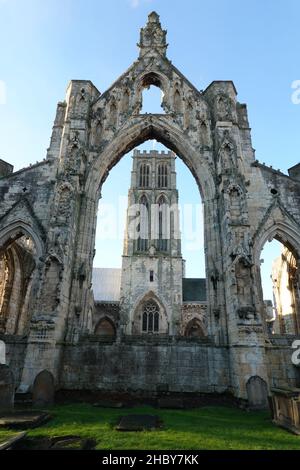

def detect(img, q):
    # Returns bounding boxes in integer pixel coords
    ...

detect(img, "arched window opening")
[157,163,168,188]
[157,195,169,252]
[142,300,160,333]
[0,234,37,335]
[95,318,116,337]
[137,195,149,252]
[260,238,300,335]
[139,163,150,188]
[140,85,164,114]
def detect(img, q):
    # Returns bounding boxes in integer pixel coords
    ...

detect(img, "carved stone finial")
[138,12,168,57]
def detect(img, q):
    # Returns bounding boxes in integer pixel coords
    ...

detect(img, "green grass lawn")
[0,404,299,450]
[0,430,19,445]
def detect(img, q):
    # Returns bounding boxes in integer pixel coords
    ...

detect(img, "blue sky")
[1,0,299,299]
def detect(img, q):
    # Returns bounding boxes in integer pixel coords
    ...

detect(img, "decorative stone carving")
[56,181,74,224]
[234,258,256,320]
[173,86,183,114]
[237,306,257,321]
[108,98,118,128]
[138,12,168,57]
[121,88,130,114]
[180,304,208,336]
[216,94,232,121]
[198,118,210,148]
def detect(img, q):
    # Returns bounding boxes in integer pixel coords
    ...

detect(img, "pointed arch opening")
[95,317,116,337]
[173,89,182,113]
[132,291,168,335]
[139,72,166,114]
[141,86,165,114]
[0,228,40,336]
[258,236,300,335]
[89,117,210,337]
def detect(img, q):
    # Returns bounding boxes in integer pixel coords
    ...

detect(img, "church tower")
[119,149,183,336]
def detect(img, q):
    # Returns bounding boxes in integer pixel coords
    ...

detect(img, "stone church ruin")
[0,12,299,408]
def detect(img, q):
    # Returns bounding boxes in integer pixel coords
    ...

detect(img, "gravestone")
[0,340,5,364]
[246,375,269,410]
[0,364,14,411]
[0,411,52,429]
[32,370,55,407]
[116,415,162,431]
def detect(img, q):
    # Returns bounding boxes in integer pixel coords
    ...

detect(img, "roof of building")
[182,278,207,302]
[92,269,207,304]
[92,268,121,302]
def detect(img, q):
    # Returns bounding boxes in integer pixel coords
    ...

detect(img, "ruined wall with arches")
[0,12,299,402]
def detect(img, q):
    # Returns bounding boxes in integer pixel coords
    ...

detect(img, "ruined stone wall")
[60,338,229,394]
[0,12,299,402]
[266,337,300,389]
[0,161,56,232]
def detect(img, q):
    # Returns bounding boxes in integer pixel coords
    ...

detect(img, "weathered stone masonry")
[0,12,299,404]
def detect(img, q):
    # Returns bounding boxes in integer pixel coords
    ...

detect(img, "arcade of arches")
[0,12,299,406]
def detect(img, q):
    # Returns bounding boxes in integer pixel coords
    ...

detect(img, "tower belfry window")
[157,163,168,188]
[137,195,149,252]
[139,163,150,188]
[157,195,169,252]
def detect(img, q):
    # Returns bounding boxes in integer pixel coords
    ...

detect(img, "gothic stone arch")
[95,317,116,337]
[1,12,300,401]
[131,291,169,335]
[0,222,43,336]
